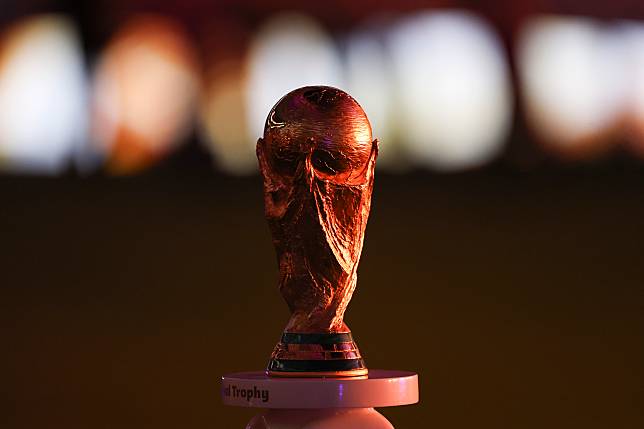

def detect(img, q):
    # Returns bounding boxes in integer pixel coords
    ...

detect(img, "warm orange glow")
[199,59,253,174]
[91,15,200,174]
[518,16,624,159]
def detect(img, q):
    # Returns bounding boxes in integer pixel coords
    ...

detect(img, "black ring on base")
[281,332,354,345]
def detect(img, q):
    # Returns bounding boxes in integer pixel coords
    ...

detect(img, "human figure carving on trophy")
[256,86,378,377]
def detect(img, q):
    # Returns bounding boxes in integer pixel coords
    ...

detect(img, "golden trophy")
[222,86,418,428]
[257,86,377,377]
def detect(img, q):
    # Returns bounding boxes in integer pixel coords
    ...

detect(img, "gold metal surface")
[257,86,377,376]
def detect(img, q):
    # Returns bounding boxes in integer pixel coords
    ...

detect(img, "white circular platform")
[221,369,419,409]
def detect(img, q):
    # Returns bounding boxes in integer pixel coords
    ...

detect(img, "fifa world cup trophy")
[257,86,378,377]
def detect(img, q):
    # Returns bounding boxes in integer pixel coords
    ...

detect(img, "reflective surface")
[257,86,377,376]
[258,86,377,334]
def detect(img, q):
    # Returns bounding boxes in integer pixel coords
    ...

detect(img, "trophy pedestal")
[221,370,419,429]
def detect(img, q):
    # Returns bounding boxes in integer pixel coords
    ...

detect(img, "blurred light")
[199,59,254,174]
[618,22,644,156]
[0,15,87,174]
[92,15,199,174]
[344,28,401,170]
[388,11,513,170]
[518,16,626,158]
[246,12,343,141]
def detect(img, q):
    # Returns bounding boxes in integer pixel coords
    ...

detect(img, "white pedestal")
[221,370,419,429]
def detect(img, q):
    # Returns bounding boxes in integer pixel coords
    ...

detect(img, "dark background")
[2,0,644,428]
[2,164,644,428]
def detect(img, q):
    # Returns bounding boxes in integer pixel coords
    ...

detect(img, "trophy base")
[267,332,367,378]
[221,369,419,428]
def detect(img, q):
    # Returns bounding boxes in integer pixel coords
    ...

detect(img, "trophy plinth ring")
[267,332,367,377]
